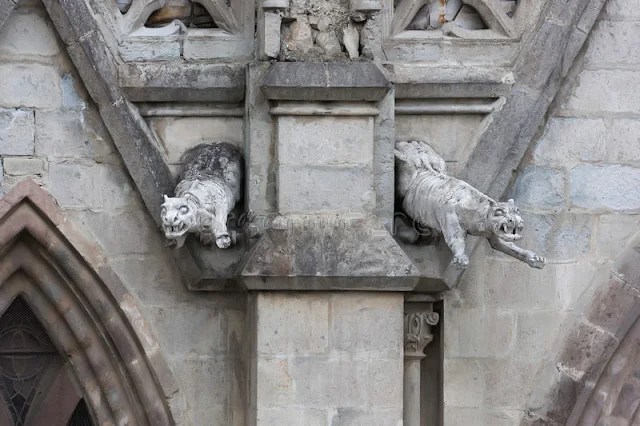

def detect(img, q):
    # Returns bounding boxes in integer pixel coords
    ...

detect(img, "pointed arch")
[0,179,178,426]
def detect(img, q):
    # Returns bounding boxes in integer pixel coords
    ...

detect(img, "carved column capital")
[404,311,439,359]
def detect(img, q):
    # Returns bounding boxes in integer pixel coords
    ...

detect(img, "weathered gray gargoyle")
[161,142,243,249]
[395,140,546,269]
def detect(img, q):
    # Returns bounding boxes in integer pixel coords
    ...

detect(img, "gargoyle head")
[486,199,524,242]
[160,195,197,240]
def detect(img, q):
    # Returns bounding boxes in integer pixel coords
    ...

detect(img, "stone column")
[404,306,439,426]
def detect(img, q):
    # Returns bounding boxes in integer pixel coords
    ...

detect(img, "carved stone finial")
[161,142,243,249]
[404,311,439,358]
[395,140,546,270]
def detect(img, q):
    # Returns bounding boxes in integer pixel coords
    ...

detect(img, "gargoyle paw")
[451,254,469,269]
[526,253,546,269]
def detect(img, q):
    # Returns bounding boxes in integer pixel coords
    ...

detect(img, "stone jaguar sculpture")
[395,140,546,269]
[161,142,243,249]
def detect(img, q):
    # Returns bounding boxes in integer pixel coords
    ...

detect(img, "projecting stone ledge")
[261,62,391,101]
[240,215,419,291]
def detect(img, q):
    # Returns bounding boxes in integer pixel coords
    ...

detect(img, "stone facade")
[0,0,637,425]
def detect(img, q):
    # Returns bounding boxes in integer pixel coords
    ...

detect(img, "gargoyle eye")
[180,206,189,214]
[494,209,504,216]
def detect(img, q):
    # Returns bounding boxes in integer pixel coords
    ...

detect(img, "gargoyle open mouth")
[164,223,188,237]
[499,223,522,241]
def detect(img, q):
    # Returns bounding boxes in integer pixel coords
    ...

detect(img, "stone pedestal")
[250,292,404,425]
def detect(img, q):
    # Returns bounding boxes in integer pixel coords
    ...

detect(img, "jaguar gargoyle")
[395,140,546,270]
[161,142,243,249]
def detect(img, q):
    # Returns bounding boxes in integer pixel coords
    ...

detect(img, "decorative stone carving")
[161,142,243,249]
[395,140,546,269]
[404,311,439,357]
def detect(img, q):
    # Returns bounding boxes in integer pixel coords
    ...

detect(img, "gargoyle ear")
[394,149,410,163]
[488,199,497,207]
[507,199,515,206]
[163,194,169,203]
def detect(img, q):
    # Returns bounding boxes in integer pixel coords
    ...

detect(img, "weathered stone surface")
[443,358,485,407]
[566,70,640,113]
[256,293,329,355]
[445,307,515,357]
[119,38,181,62]
[596,214,640,259]
[2,157,44,176]
[315,30,342,56]
[0,64,61,109]
[262,62,391,101]
[515,310,565,360]
[278,165,374,213]
[520,213,592,260]
[533,118,607,165]
[277,116,373,167]
[444,407,522,426]
[329,408,402,426]
[262,11,282,58]
[283,19,314,54]
[483,359,540,409]
[35,110,114,159]
[570,164,640,211]
[119,63,246,102]
[512,166,565,210]
[257,407,326,426]
[0,11,60,56]
[609,119,640,163]
[585,21,640,65]
[0,109,34,155]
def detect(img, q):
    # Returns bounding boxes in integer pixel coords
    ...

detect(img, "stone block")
[35,110,114,159]
[2,157,44,176]
[512,166,565,211]
[256,293,329,355]
[46,162,135,211]
[147,117,244,164]
[329,408,403,426]
[444,407,522,426]
[585,21,640,65]
[443,358,485,407]
[278,165,374,213]
[183,31,253,60]
[445,307,515,357]
[519,212,592,261]
[533,118,607,165]
[559,260,612,311]
[329,293,403,358]
[483,359,540,409]
[61,74,87,111]
[256,358,292,406]
[0,11,60,57]
[570,164,640,211]
[256,407,326,426]
[0,109,34,155]
[515,310,565,360]
[583,276,640,336]
[118,38,181,62]
[0,64,61,109]
[609,119,640,164]
[603,0,640,20]
[74,209,159,256]
[596,214,640,259]
[261,12,282,59]
[566,70,640,114]
[558,319,616,377]
[277,116,374,167]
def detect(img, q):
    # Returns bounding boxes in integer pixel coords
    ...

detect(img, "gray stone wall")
[0,3,246,425]
[443,1,640,423]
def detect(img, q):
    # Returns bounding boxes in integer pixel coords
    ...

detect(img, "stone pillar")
[404,304,439,426]
[250,292,404,425]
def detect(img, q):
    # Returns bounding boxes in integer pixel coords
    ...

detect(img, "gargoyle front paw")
[526,253,546,269]
[216,234,231,249]
[451,254,469,269]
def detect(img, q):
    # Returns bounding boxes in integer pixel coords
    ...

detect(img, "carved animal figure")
[161,142,243,249]
[395,140,546,269]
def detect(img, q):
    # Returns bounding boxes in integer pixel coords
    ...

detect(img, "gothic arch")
[520,228,640,425]
[0,179,178,425]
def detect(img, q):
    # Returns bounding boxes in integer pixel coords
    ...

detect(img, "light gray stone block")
[596,214,640,259]
[512,166,565,210]
[483,358,540,409]
[119,38,181,62]
[445,307,516,358]
[256,407,326,426]
[256,293,329,355]
[0,64,61,109]
[520,212,592,260]
[515,310,565,360]
[533,118,607,165]
[0,11,60,57]
[277,116,374,167]
[570,164,640,211]
[566,70,640,113]
[0,109,34,155]
[444,407,522,426]
[585,21,640,65]
[262,11,282,59]
[329,408,403,426]
[609,119,640,163]
[2,157,44,176]
[329,293,403,358]
[278,165,374,213]
[47,162,136,211]
[443,358,485,407]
